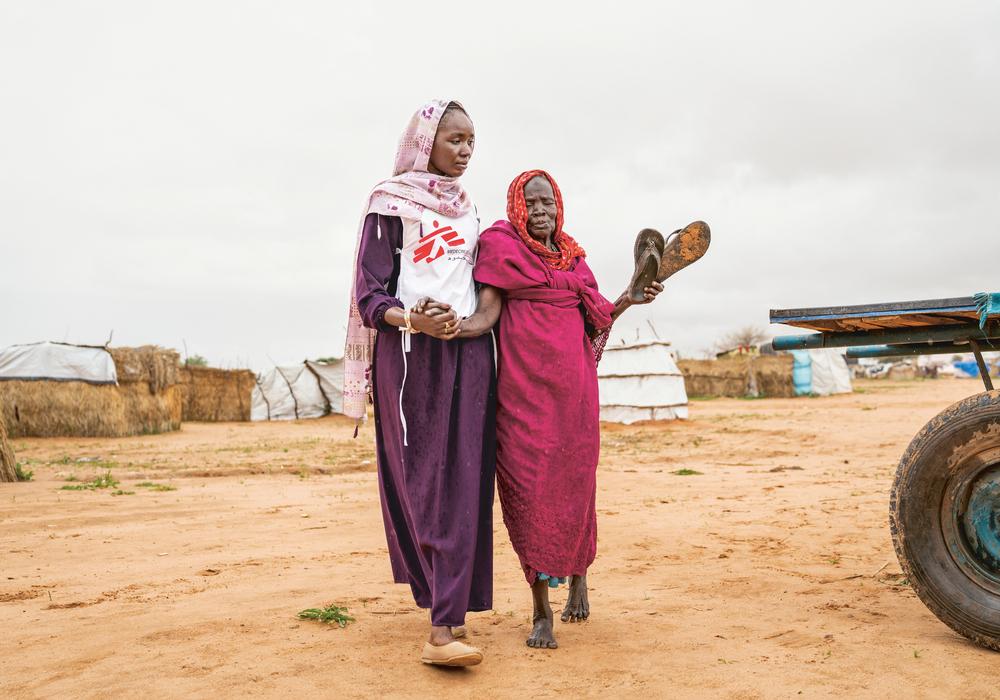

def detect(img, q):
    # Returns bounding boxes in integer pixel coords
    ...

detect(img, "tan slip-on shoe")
[451,626,467,639]
[420,640,483,667]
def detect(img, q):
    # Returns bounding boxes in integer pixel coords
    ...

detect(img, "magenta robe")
[474,220,614,584]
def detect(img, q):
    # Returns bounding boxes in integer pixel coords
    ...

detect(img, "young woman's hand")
[412,297,451,316]
[410,307,461,339]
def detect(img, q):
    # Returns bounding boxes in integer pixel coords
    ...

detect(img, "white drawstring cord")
[399,327,410,446]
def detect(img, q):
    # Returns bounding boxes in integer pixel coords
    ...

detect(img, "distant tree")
[184,354,209,367]
[715,325,770,354]
[313,356,342,364]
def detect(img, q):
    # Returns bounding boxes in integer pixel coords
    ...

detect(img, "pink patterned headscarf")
[342,99,473,420]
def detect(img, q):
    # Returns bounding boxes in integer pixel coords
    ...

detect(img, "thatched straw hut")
[0,343,182,438]
[0,410,17,482]
[679,355,795,399]
[178,366,255,422]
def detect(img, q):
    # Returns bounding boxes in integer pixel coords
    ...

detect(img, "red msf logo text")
[413,220,466,264]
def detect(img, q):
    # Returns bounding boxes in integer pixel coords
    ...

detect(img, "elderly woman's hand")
[635,281,664,305]
[412,297,450,316]
[409,299,461,339]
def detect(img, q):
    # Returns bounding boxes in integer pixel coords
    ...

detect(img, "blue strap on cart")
[974,292,1000,330]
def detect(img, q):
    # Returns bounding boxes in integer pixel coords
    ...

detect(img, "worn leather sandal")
[420,640,483,667]
[627,228,665,303]
[657,221,711,283]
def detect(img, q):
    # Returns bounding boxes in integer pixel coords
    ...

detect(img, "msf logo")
[413,220,466,264]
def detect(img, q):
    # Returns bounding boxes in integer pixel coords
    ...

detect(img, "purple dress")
[354,212,496,627]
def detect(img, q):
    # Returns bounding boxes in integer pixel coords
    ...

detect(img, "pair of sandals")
[627,221,711,302]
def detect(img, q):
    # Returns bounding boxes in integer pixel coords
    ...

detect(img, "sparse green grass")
[59,471,119,491]
[111,489,135,496]
[54,457,118,469]
[297,604,354,627]
[14,463,33,481]
[65,474,78,482]
[135,482,177,492]
[672,468,703,476]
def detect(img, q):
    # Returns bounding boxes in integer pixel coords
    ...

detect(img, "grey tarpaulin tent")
[251,360,344,421]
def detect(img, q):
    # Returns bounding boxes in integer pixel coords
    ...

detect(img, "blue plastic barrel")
[791,350,813,396]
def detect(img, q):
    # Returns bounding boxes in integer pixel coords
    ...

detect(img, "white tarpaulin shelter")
[791,348,853,396]
[597,341,688,424]
[0,341,117,384]
[251,360,344,421]
[809,348,853,395]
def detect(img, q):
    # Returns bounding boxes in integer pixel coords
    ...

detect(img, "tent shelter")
[597,341,689,424]
[0,341,116,384]
[251,360,344,421]
[790,348,853,396]
[0,341,182,437]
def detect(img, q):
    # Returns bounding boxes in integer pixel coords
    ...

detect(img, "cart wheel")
[890,390,1000,651]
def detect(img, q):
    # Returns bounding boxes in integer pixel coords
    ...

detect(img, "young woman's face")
[428,109,475,177]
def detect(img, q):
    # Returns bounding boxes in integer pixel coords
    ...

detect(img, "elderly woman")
[345,99,494,666]
[443,169,662,649]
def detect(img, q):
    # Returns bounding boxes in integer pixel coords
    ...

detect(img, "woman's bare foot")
[526,578,558,649]
[561,573,590,623]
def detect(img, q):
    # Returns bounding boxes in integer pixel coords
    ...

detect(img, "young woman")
[438,169,662,650]
[344,99,495,667]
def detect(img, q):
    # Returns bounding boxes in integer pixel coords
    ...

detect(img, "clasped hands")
[406,297,462,340]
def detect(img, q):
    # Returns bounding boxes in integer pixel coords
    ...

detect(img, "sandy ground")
[2,378,998,699]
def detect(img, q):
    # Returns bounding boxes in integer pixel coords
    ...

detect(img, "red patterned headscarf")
[506,169,586,271]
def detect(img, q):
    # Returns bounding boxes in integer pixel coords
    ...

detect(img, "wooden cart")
[771,294,1000,650]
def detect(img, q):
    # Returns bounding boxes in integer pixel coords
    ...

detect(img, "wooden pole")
[0,411,18,483]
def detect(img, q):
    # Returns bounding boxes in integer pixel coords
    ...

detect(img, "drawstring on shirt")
[399,327,411,446]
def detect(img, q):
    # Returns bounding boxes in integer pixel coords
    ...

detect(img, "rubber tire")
[890,389,1000,651]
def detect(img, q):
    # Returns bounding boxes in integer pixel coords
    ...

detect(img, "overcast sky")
[2,2,998,369]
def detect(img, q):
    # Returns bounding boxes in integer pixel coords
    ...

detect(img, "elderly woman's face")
[428,109,475,177]
[523,176,557,242]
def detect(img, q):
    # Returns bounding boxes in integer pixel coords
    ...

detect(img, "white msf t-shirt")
[396,205,479,319]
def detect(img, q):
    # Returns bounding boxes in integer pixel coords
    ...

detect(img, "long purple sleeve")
[354,213,404,332]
